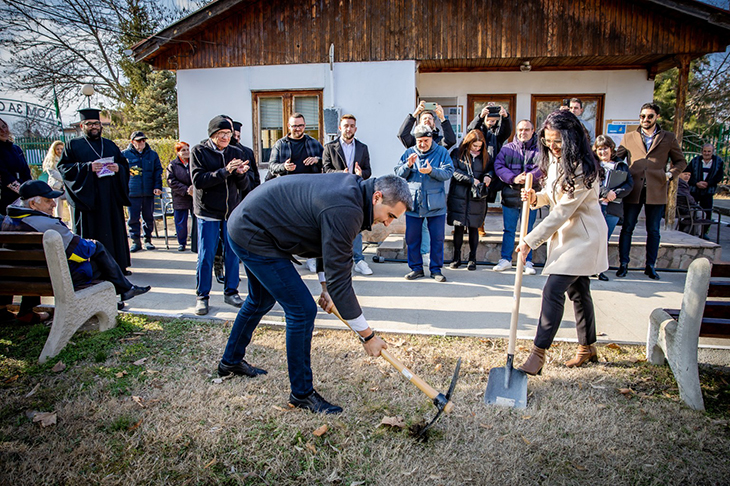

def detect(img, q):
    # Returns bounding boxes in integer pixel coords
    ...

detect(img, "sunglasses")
[540,138,563,147]
[639,114,656,120]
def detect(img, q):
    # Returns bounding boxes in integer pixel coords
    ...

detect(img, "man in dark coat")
[190,116,252,315]
[397,101,456,150]
[267,113,324,177]
[467,104,513,160]
[232,121,260,194]
[122,131,163,252]
[58,108,132,274]
[0,117,32,216]
[322,114,373,275]
[687,143,725,237]
[220,173,411,414]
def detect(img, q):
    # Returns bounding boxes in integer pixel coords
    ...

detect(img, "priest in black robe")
[58,108,131,273]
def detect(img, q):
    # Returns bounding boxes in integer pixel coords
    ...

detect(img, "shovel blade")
[484,365,528,409]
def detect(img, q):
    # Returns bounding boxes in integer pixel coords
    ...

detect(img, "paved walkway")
[121,237,728,351]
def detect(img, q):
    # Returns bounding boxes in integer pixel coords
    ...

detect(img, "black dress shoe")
[405,269,425,280]
[289,390,343,414]
[123,269,133,276]
[598,272,609,281]
[120,285,151,301]
[644,265,661,280]
[218,360,267,377]
[616,264,628,278]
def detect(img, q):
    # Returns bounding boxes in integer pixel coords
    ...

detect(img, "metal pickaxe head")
[413,357,462,439]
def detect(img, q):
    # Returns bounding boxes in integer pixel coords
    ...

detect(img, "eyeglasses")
[216,131,233,138]
[540,138,563,147]
[83,122,101,127]
[289,124,306,129]
[639,114,656,120]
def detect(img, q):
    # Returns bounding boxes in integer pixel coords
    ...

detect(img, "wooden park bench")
[646,258,730,410]
[0,231,118,364]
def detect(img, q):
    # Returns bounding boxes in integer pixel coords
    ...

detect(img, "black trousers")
[452,225,480,261]
[534,274,596,349]
[72,242,133,295]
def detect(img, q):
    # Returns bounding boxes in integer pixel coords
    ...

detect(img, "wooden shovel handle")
[329,306,454,414]
[508,172,533,356]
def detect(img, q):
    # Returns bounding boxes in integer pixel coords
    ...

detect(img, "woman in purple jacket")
[166,141,196,252]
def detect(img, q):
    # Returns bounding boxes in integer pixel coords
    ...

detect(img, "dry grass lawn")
[1,314,729,485]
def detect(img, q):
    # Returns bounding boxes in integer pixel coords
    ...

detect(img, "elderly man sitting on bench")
[1,180,150,322]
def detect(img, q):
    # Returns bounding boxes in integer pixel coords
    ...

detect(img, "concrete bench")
[646,258,730,410]
[0,231,118,363]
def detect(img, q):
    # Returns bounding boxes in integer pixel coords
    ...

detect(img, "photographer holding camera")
[467,103,513,159]
[398,101,457,150]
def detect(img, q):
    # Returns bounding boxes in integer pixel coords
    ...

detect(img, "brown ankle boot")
[565,344,598,368]
[519,346,546,375]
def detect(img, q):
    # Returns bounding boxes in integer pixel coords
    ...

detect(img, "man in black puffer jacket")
[190,116,253,315]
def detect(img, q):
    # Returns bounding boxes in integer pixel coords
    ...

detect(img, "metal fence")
[15,136,66,167]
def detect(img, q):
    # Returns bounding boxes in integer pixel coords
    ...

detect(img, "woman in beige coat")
[516,110,608,375]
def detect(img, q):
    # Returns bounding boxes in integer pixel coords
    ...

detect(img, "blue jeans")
[501,205,537,262]
[420,219,430,255]
[406,214,445,274]
[618,188,664,266]
[196,219,239,298]
[173,208,194,246]
[128,196,154,241]
[353,232,364,263]
[601,205,620,239]
[222,241,317,398]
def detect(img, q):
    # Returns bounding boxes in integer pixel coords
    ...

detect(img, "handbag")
[466,159,490,201]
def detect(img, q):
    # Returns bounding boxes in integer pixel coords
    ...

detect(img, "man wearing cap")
[398,101,456,150]
[122,131,163,252]
[190,115,252,315]
[1,180,150,319]
[395,124,454,282]
[58,108,132,274]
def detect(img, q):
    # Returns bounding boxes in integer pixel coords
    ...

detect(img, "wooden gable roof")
[133,0,730,75]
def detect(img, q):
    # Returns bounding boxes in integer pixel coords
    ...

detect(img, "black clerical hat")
[232,121,242,131]
[78,108,101,121]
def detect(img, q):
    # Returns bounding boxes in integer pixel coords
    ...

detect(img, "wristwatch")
[359,331,376,343]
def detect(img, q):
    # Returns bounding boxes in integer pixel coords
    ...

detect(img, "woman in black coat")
[0,117,32,215]
[166,141,196,251]
[446,129,494,270]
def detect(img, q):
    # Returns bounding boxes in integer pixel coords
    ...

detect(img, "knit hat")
[413,124,433,139]
[208,116,232,137]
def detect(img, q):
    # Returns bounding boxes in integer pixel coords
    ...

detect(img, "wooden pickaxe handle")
[329,306,455,414]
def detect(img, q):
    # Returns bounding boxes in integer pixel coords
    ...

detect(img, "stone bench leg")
[645,257,710,411]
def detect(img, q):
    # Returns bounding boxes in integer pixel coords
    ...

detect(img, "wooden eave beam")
[132,0,246,63]
[643,0,730,30]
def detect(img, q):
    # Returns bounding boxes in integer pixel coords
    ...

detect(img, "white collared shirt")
[339,137,356,173]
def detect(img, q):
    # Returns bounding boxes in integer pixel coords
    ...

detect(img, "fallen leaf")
[51,361,66,373]
[33,411,57,427]
[434,363,442,372]
[619,388,633,395]
[517,345,529,352]
[596,404,607,409]
[313,424,328,437]
[379,416,406,428]
[3,374,19,384]
[312,331,321,336]
[522,415,532,420]
[203,457,217,469]
[572,462,587,471]
[272,405,290,412]
[128,419,142,431]
[146,369,159,374]
[369,386,379,392]
[115,371,128,378]
[305,442,317,453]
[132,396,145,408]
[521,435,531,445]
[24,383,40,398]
[133,358,147,366]
[606,343,621,350]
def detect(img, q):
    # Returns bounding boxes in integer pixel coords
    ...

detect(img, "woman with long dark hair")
[446,129,493,270]
[516,110,608,374]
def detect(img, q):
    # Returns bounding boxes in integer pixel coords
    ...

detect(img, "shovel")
[484,173,533,409]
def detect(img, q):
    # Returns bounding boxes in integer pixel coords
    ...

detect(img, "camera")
[487,106,501,115]
[562,98,570,106]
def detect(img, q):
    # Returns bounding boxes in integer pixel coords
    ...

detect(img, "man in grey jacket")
[219,173,412,414]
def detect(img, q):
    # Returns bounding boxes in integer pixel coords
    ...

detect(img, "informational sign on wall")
[605,119,639,147]
[445,106,463,140]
